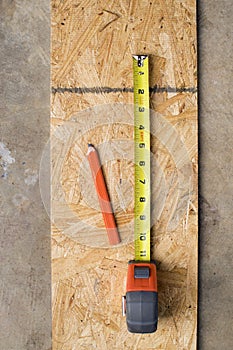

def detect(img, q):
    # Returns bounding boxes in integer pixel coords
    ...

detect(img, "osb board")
[51,0,198,349]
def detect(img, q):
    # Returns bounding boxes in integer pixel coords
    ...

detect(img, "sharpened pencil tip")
[87,143,95,155]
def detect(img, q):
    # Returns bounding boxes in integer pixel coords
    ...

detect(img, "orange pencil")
[87,144,121,245]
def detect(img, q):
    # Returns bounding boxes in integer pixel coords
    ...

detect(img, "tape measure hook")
[133,55,147,67]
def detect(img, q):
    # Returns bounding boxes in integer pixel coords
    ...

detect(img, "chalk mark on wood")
[51,86,197,94]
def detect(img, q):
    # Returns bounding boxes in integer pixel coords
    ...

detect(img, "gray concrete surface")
[198,1,233,349]
[0,1,51,349]
[0,0,232,349]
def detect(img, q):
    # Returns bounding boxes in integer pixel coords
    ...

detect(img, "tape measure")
[122,55,158,334]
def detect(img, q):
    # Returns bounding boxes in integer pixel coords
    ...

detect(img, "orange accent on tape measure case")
[126,262,157,292]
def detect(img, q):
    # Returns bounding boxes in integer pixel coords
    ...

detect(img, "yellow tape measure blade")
[133,55,150,261]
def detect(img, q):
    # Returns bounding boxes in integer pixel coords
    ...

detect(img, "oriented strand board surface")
[51,0,198,349]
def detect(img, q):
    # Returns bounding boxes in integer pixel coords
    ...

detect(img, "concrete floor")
[198,1,233,348]
[0,0,232,349]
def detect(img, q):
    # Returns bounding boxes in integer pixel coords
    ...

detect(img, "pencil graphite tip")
[87,143,95,155]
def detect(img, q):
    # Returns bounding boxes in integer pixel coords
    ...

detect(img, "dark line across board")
[51,86,197,94]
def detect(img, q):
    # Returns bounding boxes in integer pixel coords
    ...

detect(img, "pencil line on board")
[51,86,197,94]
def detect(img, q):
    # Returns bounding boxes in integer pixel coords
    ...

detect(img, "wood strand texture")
[51,0,197,349]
